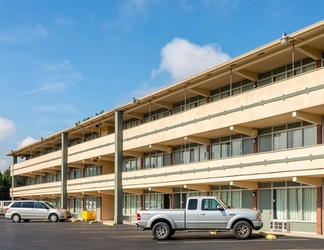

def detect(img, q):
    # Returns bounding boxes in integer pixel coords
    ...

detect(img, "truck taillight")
[137,213,141,220]
[6,207,9,211]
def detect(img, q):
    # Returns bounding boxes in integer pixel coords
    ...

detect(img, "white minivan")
[5,200,71,223]
[0,200,12,215]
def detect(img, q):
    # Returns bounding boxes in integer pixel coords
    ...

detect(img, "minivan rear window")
[11,202,22,208]
[21,202,35,208]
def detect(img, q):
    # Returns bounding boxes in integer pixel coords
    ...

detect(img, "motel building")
[7,20,324,235]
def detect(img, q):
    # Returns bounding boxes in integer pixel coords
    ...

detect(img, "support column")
[140,194,144,210]
[253,137,258,153]
[253,190,258,210]
[317,125,322,144]
[61,132,68,209]
[114,110,123,224]
[317,187,322,235]
[11,155,17,199]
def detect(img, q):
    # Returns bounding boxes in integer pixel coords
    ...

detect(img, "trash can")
[82,211,96,221]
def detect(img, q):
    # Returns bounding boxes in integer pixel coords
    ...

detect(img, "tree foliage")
[0,167,26,200]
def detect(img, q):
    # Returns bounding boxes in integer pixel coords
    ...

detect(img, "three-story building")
[7,20,324,235]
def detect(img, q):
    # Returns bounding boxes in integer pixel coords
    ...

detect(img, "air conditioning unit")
[270,221,290,233]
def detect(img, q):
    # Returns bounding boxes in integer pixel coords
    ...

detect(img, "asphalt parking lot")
[1,215,324,250]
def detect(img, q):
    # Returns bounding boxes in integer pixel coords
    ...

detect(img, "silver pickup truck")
[136,196,263,240]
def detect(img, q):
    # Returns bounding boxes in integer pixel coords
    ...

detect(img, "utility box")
[82,211,96,221]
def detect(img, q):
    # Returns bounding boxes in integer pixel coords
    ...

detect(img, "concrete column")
[253,137,258,153]
[11,155,17,199]
[61,132,68,209]
[253,190,258,210]
[317,186,322,235]
[114,110,123,224]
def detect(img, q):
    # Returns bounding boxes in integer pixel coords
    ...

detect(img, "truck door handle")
[200,213,205,215]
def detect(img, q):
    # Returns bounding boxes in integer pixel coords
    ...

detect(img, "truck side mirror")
[217,205,224,210]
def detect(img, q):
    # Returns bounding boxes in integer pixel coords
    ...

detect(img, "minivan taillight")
[137,213,141,220]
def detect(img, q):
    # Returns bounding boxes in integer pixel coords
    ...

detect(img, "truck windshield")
[216,197,230,209]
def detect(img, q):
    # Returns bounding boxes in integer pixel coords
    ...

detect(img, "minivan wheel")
[49,213,58,222]
[12,214,21,223]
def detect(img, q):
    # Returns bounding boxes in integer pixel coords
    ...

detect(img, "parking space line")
[157,238,308,244]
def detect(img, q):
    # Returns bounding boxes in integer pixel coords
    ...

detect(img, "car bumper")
[253,221,263,230]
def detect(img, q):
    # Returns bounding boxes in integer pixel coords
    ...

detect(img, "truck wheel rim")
[156,225,167,237]
[236,224,248,236]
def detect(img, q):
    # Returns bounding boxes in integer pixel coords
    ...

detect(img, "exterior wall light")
[280,32,289,45]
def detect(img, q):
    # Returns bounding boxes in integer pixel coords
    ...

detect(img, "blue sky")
[1,0,324,172]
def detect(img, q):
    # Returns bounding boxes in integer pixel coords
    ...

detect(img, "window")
[144,193,163,209]
[287,188,300,220]
[85,165,101,177]
[302,188,316,221]
[143,151,169,169]
[36,175,45,184]
[143,108,170,123]
[21,202,35,208]
[123,194,140,215]
[173,95,206,114]
[173,144,206,164]
[273,189,286,220]
[123,157,140,172]
[259,123,316,153]
[35,202,47,209]
[210,79,254,103]
[124,118,141,129]
[70,168,82,179]
[11,202,22,208]
[201,199,219,210]
[210,134,253,159]
[27,177,35,185]
[188,199,198,210]
[46,173,57,183]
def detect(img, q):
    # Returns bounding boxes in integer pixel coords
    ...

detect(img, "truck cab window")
[201,199,219,210]
[188,199,198,210]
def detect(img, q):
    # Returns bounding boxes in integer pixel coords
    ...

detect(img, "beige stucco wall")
[102,195,114,220]
[13,68,324,176]
[12,144,324,197]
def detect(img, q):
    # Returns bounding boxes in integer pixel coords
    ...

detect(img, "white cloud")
[152,38,231,82]
[17,136,37,149]
[102,0,154,30]
[0,25,48,43]
[45,59,74,71]
[0,117,15,143]
[55,17,74,26]
[0,159,9,173]
[19,82,68,96]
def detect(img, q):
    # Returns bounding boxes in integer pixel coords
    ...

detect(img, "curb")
[103,221,116,226]
[259,231,277,240]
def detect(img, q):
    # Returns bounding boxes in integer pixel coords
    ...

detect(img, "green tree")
[0,167,26,200]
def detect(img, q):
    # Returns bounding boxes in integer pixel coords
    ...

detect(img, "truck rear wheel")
[152,222,171,240]
[233,221,252,239]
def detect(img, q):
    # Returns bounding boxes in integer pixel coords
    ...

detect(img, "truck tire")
[152,222,171,240]
[233,221,252,239]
